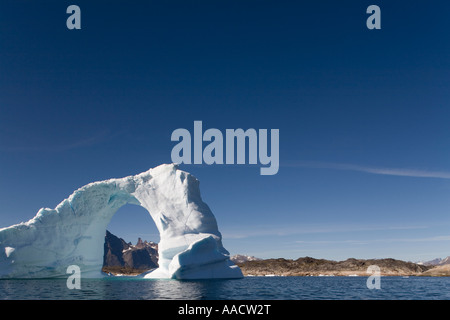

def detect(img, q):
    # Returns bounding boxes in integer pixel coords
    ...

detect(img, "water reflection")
[2,277,450,300]
[139,278,234,300]
[69,277,238,300]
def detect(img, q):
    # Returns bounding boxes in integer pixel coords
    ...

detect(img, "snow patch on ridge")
[4,247,14,258]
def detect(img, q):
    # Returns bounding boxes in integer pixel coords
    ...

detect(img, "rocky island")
[236,257,431,277]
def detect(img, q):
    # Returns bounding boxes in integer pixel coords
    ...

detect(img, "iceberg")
[0,164,243,279]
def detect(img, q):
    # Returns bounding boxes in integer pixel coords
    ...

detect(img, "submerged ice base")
[0,164,243,280]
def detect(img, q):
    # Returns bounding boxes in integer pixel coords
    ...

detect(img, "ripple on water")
[1,276,450,300]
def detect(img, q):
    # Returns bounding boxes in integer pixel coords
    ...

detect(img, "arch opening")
[102,203,160,275]
[107,203,160,245]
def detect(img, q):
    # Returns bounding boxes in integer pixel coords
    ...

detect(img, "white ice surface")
[0,164,243,279]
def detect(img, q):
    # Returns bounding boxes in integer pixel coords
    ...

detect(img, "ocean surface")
[1,276,450,300]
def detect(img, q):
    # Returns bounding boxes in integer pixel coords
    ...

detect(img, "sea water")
[1,276,450,300]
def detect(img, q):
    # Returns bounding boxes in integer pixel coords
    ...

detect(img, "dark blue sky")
[1,1,450,261]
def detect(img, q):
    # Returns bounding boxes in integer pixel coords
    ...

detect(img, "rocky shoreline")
[102,232,450,277]
[236,257,433,277]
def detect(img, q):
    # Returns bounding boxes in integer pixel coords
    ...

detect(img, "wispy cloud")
[384,235,450,243]
[221,224,428,240]
[0,129,117,152]
[285,161,450,179]
[295,239,369,245]
[295,235,450,245]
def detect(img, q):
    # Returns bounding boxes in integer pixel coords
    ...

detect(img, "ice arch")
[0,164,243,279]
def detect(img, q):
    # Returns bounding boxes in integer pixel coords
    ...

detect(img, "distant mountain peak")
[441,256,450,264]
[230,254,262,264]
[417,256,450,266]
[103,230,159,274]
